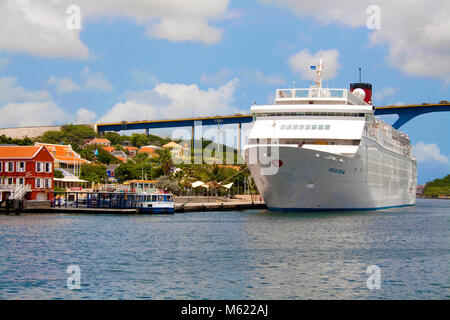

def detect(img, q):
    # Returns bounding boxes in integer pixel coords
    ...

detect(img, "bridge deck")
[95,103,450,132]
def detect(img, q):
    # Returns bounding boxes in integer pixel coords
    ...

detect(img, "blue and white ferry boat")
[133,193,175,214]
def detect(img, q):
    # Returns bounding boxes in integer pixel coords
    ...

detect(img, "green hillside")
[423,174,450,198]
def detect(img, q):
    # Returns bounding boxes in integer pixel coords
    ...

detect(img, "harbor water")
[0,199,448,299]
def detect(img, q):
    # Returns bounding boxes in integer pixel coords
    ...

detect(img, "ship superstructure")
[244,57,417,210]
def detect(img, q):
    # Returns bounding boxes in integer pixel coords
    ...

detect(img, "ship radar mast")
[312,54,324,89]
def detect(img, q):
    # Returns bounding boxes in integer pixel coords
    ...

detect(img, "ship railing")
[276,89,367,105]
[277,88,346,99]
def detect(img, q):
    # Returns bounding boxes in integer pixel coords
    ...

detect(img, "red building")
[0,146,54,201]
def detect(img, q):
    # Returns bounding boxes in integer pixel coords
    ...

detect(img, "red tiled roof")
[104,146,115,153]
[91,139,110,144]
[138,146,158,157]
[35,143,90,164]
[0,146,42,159]
[114,155,127,163]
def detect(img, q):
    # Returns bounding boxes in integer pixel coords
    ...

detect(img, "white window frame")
[35,178,42,189]
[44,179,51,189]
[17,161,26,172]
[7,177,14,185]
[36,162,43,173]
[5,161,14,172]
[45,162,52,173]
[17,177,25,185]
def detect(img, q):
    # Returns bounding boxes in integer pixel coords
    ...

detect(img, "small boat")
[133,193,175,214]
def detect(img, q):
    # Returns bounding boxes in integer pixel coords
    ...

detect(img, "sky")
[0,0,449,184]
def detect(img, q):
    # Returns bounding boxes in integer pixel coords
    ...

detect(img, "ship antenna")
[359,67,362,83]
[314,54,324,89]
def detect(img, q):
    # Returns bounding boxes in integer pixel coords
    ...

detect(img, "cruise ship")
[244,57,417,211]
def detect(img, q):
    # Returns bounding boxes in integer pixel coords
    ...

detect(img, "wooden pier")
[175,201,266,213]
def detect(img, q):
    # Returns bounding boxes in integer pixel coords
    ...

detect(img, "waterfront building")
[138,146,158,157]
[163,142,188,158]
[85,138,111,147]
[53,176,90,191]
[35,142,90,176]
[110,150,128,163]
[103,146,115,153]
[0,145,54,200]
[124,146,138,157]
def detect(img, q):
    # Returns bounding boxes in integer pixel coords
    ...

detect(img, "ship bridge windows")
[278,124,331,130]
[253,112,366,118]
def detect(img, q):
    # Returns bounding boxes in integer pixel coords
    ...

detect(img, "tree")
[62,124,97,148]
[83,144,119,165]
[157,148,173,176]
[156,176,181,195]
[41,130,65,144]
[104,132,130,146]
[114,159,163,182]
[130,133,150,148]
[114,162,136,182]
[424,174,450,198]
[0,135,34,146]
[80,164,107,183]
[40,124,97,149]
[54,170,64,178]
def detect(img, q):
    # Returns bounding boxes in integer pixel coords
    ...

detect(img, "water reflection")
[0,199,448,299]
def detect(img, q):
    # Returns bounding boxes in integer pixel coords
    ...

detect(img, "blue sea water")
[0,199,448,300]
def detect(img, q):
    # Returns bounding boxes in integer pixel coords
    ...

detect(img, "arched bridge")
[96,103,450,134]
[95,103,449,149]
[374,103,450,129]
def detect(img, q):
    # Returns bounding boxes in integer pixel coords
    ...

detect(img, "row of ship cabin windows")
[137,194,173,202]
[0,178,52,188]
[0,162,52,173]
[280,124,331,131]
[253,112,366,118]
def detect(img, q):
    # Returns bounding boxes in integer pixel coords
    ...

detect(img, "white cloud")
[0,77,51,104]
[413,141,449,164]
[373,87,398,105]
[0,0,231,60]
[47,76,80,93]
[75,108,97,124]
[261,0,450,80]
[288,49,341,80]
[201,69,286,86]
[0,0,89,60]
[99,79,240,123]
[81,67,114,92]
[201,69,232,85]
[130,69,159,88]
[241,70,286,85]
[0,55,8,71]
[148,18,223,44]
[0,101,71,127]
[0,76,100,127]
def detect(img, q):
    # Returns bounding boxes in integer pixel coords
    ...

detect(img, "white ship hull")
[245,136,417,211]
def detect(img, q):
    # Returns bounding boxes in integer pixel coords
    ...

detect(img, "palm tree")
[156,148,173,176]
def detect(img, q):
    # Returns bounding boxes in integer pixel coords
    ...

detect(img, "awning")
[54,177,88,183]
[191,181,205,188]
[221,182,234,189]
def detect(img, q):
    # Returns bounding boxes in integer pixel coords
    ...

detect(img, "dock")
[1,196,266,215]
[175,201,266,212]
